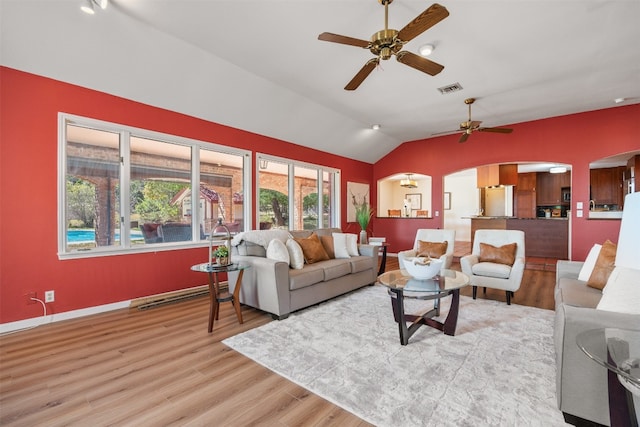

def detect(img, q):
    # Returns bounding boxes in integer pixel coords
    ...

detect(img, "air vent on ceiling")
[437,82,463,94]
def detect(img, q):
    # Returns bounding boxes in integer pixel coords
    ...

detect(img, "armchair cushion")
[417,240,448,258]
[472,262,512,279]
[479,242,517,266]
[586,239,617,290]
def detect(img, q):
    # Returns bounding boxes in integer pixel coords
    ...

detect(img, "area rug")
[223,285,568,426]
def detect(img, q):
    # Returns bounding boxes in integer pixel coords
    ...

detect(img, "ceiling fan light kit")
[318,1,449,90]
[418,43,435,56]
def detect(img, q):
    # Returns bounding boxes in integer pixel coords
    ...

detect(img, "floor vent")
[437,82,463,94]
[134,286,209,310]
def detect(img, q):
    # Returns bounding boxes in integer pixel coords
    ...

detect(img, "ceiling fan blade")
[318,32,370,48]
[478,127,514,134]
[345,58,379,91]
[469,120,483,129]
[459,132,470,143]
[397,3,449,43]
[395,51,444,76]
[432,129,460,136]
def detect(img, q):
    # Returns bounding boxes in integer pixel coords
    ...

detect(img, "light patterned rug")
[223,285,568,426]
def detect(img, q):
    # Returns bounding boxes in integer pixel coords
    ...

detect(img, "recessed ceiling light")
[614,97,625,104]
[372,124,381,130]
[418,44,435,57]
[549,166,567,174]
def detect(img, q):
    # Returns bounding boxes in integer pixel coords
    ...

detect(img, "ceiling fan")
[318,1,449,90]
[440,98,514,143]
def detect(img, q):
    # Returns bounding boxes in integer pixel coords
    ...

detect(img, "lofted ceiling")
[1,0,639,164]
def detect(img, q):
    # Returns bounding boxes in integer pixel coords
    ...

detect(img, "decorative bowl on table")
[402,257,443,280]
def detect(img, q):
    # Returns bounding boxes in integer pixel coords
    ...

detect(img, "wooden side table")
[375,243,390,276]
[191,263,250,332]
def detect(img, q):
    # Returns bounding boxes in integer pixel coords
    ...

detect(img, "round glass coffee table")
[378,269,469,345]
[576,328,640,426]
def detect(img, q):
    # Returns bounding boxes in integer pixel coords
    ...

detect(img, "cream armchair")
[398,229,456,272]
[460,229,526,305]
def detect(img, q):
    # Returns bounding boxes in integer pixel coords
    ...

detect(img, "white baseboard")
[0,300,130,335]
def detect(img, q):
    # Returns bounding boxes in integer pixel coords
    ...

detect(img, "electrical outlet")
[26,292,36,304]
[45,290,55,303]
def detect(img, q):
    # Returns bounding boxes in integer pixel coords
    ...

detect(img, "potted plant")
[213,245,230,266]
[354,201,374,244]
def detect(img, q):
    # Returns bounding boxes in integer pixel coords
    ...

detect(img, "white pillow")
[596,266,640,314]
[578,244,602,282]
[332,233,350,259]
[286,238,304,269]
[346,233,359,256]
[266,238,290,264]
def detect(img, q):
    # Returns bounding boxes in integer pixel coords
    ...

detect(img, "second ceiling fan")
[442,98,514,143]
[318,1,449,90]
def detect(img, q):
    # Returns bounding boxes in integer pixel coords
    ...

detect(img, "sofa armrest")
[358,244,377,258]
[228,255,292,318]
[556,260,584,284]
[554,304,640,424]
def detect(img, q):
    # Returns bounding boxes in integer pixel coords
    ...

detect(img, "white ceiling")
[2,0,639,164]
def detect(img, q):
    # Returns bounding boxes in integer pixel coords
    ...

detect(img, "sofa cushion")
[597,266,640,314]
[350,256,372,274]
[578,243,602,281]
[237,241,267,257]
[556,277,602,308]
[266,239,290,264]
[286,238,304,270]
[587,239,617,290]
[479,242,517,266]
[332,233,351,259]
[319,235,335,259]
[417,240,448,258]
[472,262,512,279]
[289,265,325,290]
[294,232,330,264]
[320,259,352,281]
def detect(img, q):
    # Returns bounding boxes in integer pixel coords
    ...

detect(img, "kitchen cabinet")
[517,172,536,191]
[590,167,624,206]
[537,171,571,205]
[477,164,518,188]
[515,172,537,218]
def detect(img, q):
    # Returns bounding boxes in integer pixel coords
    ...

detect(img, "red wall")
[372,104,639,257]
[0,67,372,324]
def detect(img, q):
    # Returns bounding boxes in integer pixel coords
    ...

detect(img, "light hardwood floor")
[0,258,556,426]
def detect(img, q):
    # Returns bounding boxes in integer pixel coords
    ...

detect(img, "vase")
[217,256,229,266]
[359,229,368,245]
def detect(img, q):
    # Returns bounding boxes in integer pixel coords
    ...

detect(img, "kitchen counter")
[470,217,568,259]
[466,216,568,220]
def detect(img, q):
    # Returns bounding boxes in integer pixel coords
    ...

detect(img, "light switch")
[576,202,583,209]
[577,210,583,217]
[435,211,439,217]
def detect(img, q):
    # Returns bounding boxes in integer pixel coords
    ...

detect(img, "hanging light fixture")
[400,174,418,188]
[549,166,567,174]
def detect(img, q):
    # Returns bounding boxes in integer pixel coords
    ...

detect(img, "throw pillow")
[346,233,359,256]
[596,266,640,314]
[587,239,617,290]
[578,243,602,282]
[294,233,330,264]
[286,238,304,269]
[478,242,517,266]
[319,235,335,259]
[332,233,350,259]
[417,240,448,258]
[266,238,290,264]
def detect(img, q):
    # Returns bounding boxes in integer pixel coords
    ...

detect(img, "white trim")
[0,300,130,335]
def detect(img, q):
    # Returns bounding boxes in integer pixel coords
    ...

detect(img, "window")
[256,154,339,231]
[59,114,250,258]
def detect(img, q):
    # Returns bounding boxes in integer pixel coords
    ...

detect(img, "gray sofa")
[228,228,378,319]
[554,261,640,425]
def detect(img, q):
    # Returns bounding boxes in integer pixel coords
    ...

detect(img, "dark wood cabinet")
[590,167,624,206]
[517,172,537,191]
[537,171,571,205]
[515,173,537,218]
[477,164,518,188]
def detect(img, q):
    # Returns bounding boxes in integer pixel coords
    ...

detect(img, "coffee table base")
[389,288,460,345]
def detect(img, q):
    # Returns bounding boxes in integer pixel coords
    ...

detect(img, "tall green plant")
[355,202,374,231]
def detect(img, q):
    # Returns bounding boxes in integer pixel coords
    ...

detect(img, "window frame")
[58,113,251,260]
[256,153,340,231]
